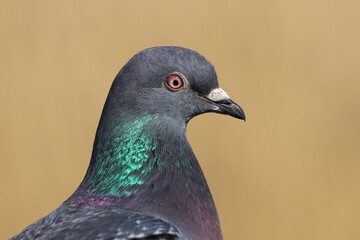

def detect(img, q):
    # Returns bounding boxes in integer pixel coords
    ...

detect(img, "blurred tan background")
[1,0,360,239]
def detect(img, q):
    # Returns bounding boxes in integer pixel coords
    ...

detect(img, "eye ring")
[167,75,183,89]
[164,72,188,91]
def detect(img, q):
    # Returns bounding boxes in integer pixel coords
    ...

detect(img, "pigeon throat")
[77,114,194,201]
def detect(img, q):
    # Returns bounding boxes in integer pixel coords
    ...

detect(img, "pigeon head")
[104,46,245,122]
[83,46,245,202]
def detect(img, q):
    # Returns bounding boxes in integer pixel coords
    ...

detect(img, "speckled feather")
[12,46,245,240]
[12,205,178,240]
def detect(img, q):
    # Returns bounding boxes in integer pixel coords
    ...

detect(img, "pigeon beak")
[205,88,246,121]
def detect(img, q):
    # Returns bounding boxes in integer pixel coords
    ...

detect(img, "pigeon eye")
[166,74,184,90]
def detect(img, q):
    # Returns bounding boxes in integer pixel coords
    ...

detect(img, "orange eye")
[166,75,184,90]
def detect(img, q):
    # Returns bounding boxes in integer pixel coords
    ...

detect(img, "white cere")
[206,88,230,102]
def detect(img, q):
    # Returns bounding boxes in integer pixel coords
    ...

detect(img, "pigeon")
[12,46,245,240]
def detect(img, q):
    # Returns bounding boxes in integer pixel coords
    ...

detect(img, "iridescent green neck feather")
[79,114,193,199]
[84,115,157,196]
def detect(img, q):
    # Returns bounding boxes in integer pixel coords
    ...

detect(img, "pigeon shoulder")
[11,205,179,240]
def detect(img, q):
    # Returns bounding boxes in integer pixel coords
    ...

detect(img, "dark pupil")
[172,79,179,86]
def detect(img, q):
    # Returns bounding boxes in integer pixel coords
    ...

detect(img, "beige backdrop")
[1,0,360,239]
